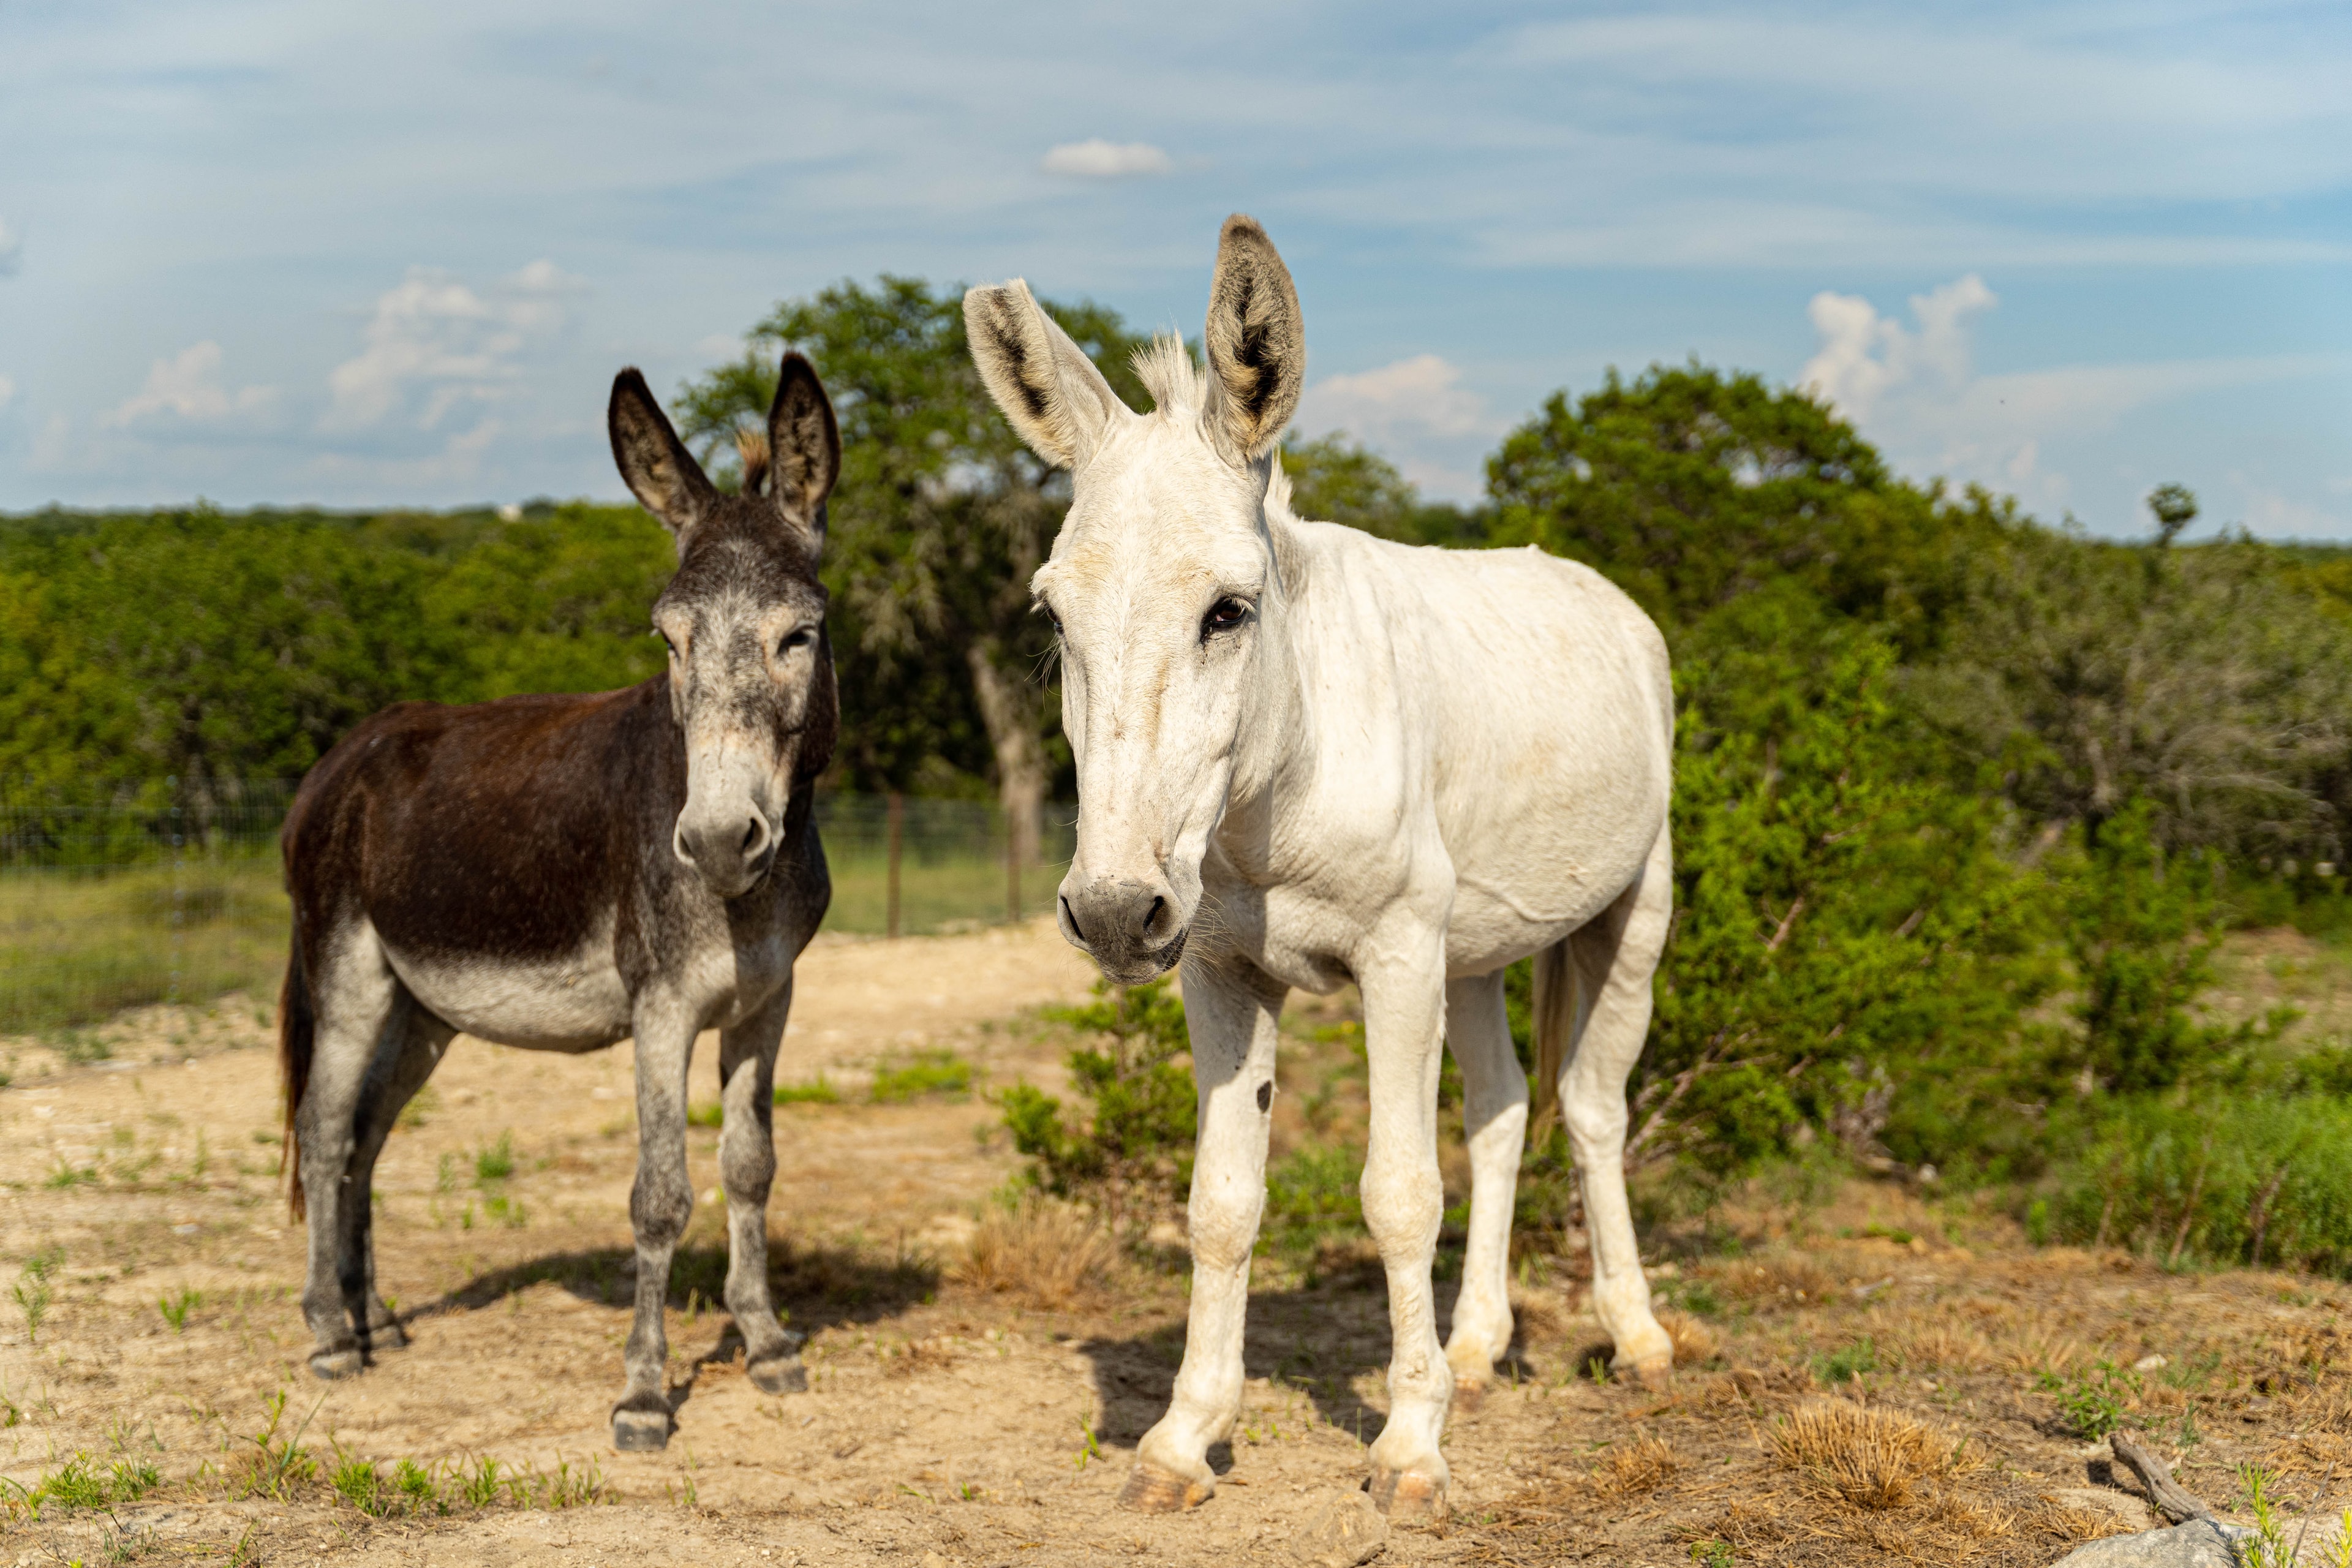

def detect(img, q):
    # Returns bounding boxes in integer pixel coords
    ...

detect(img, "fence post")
[886,791,903,941]
[1006,804,1021,926]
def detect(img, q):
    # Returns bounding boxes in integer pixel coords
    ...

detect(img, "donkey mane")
[736,426,772,497]
[1131,334,1207,418]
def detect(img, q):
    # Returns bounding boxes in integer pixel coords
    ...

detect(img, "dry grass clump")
[1886,1317,1994,1373]
[2283,1380,2352,1434]
[1706,1251,1839,1307]
[949,1195,1120,1309]
[1771,1400,1964,1511]
[1659,1309,1718,1367]
[1593,1433,1681,1498]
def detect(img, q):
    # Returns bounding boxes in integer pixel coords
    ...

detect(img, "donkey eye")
[1202,597,1250,636]
[778,628,814,655]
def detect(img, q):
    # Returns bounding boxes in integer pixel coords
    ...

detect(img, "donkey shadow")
[415,1234,938,1418]
[1076,1270,1541,1468]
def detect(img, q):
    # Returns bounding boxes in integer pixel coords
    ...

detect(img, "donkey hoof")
[1368,1467,1448,1520]
[748,1357,807,1395]
[612,1409,672,1452]
[1618,1354,1675,1390]
[1450,1378,1487,1415]
[1118,1463,1210,1513]
[364,1319,409,1352]
[308,1346,364,1381]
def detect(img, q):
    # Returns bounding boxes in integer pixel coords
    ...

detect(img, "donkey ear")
[766,352,840,544]
[1201,214,1305,464]
[964,279,1127,470]
[608,368,715,539]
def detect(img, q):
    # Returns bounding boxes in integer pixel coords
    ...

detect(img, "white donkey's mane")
[1130,333,1208,418]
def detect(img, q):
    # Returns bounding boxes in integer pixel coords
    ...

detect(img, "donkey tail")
[279,933,314,1220]
[1528,937,1580,1139]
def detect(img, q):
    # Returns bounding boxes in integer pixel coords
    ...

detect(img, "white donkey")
[965,216,1675,1518]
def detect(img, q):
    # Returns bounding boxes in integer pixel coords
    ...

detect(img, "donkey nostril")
[1144,896,1164,936]
[741,818,764,854]
[1061,896,1088,946]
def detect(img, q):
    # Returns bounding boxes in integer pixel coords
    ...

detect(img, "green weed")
[473,1133,516,1185]
[686,1101,723,1128]
[331,1457,386,1516]
[773,1074,841,1106]
[871,1050,973,1102]
[157,1286,202,1333]
[14,1245,63,1342]
[1813,1337,1879,1385]
[2039,1361,2139,1440]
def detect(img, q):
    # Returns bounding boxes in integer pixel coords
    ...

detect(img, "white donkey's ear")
[964,279,1127,470]
[1202,214,1304,464]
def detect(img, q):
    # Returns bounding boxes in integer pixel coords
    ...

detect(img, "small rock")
[2135,1354,2169,1373]
[2049,1520,2258,1567]
[1295,1490,1387,1568]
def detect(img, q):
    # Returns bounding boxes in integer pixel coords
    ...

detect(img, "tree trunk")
[965,641,1048,870]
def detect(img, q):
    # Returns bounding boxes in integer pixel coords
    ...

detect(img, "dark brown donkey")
[277,354,840,1452]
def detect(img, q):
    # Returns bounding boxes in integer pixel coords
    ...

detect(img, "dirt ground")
[2,920,2348,1567]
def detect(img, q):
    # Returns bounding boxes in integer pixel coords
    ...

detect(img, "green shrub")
[2043,1092,2352,1274]
[1260,1144,1366,1267]
[1001,979,1196,1224]
[2060,801,2294,1093]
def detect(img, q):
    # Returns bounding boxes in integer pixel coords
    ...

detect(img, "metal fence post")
[885,791,903,941]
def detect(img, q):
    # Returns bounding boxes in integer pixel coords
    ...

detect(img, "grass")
[157,1285,202,1333]
[0,859,287,1033]
[949,1194,1121,1309]
[774,1073,841,1106]
[871,1050,972,1102]
[2042,1091,2352,1275]
[1770,1401,1964,1512]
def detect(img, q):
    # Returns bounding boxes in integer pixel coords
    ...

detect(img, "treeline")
[10,281,2352,1264]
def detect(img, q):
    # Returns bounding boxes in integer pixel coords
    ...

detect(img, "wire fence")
[0,782,1072,1036]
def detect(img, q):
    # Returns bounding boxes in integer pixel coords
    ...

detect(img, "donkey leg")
[718,982,803,1395]
[1443,970,1527,1409]
[614,1001,698,1452]
[1562,830,1674,1382]
[337,987,454,1357]
[1357,927,1456,1518]
[1121,959,1286,1513]
[296,919,399,1380]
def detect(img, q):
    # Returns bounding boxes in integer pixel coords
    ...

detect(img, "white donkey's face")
[967,216,1306,983]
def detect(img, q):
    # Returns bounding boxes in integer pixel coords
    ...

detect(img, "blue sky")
[2,1,2346,536]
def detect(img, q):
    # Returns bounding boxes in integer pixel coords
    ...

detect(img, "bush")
[999,979,1195,1225]
[2041,1092,2352,1275]
[2058,800,2293,1093]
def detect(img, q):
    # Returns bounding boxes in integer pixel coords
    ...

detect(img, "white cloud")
[323,260,576,434]
[1801,274,1996,427]
[104,342,276,428]
[0,217,20,277]
[1294,353,1501,498]
[1040,139,1172,178]
[1796,274,2347,514]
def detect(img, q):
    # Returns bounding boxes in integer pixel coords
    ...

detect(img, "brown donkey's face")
[608,355,840,898]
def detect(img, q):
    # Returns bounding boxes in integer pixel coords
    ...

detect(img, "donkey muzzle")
[1059,875,1187,984]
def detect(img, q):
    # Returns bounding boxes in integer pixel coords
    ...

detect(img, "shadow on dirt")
[417,1234,938,1335]
[1074,1273,1544,1461]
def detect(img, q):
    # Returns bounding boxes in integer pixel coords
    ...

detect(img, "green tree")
[674,277,1153,854]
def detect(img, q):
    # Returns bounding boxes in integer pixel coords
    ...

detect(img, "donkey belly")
[385,941,633,1054]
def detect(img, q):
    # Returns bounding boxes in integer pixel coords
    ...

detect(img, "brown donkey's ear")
[1202,214,1305,465]
[608,368,716,540]
[766,352,840,543]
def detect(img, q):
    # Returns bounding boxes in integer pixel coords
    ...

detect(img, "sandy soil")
[1,920,2346,1567]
